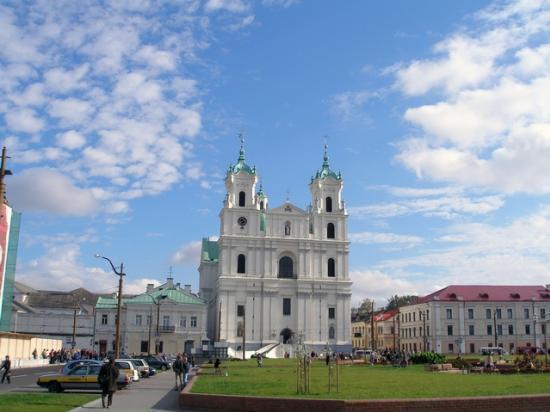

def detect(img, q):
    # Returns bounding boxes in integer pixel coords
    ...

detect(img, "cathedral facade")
[199,143,352,354]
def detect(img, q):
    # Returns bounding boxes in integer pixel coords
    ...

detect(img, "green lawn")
[0,393,99,412]
[191,359,550,399]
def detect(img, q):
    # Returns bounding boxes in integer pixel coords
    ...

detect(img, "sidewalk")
[72,369,197,412]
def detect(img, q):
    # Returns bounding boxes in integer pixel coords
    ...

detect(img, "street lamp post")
[533,313,538,352]
[146,293,167,355]
[493,310,498,349]
[72,302,78,349]
[95,254,125,359]
[419,310,427,351]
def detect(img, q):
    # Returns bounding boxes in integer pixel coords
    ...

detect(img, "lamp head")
[94,253,101,258]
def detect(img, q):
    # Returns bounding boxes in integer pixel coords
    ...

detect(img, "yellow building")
[351,319,367,350]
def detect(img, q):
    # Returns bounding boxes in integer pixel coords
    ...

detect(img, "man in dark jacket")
[1,355,11,384]
[98,358,119,408]
[173,355,183,390]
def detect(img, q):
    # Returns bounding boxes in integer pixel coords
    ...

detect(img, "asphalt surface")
[0,364,64,393]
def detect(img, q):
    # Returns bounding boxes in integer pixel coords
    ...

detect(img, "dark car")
[135,355,171,371]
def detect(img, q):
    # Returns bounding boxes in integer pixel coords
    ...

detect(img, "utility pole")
[148,306,153,355]
[115,263,124,358]
[242,307,246,360]
[0,146,13,205]
[371,301,375,350]
[156,299,161,354]
[95,255,125,359]
[72,303,78,349]
[493,310,498,348]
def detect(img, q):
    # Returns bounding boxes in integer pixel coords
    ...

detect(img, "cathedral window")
[260,201,264,210]
[278,256,294,278]
[329,326,335,340]
[283,298,291,316]
[327,223,335,239]
[309,222,313,234]
[328,258,335,277]
[237,254,246,274]
[284,221,291,236]
[239,191,246,207]
[326,197,333,212]
[237,304,245,317]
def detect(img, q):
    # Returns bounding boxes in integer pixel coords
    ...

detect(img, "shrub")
[409,352,446,364]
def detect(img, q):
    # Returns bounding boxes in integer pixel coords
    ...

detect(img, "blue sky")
[1,0,549,306]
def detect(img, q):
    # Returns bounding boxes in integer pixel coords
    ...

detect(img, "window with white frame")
[101,314,108,325]
[191,316,197,327]
[136,315,142,326]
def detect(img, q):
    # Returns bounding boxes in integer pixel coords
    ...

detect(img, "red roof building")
[398,285,550,355]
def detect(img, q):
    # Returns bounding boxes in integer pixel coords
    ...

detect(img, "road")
[0,364,64,393]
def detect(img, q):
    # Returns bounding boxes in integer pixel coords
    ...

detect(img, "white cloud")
[49,98,94,125]
[350,269,420,307]
[4,108,44,133]
[44,64,89,93]
[171,240,202,265]
[16,242,162,294]
[373,206,550,289]
[205,0,250,13]
[393,0,550,194]
[10,168,99,216]
[56,130,86,150]
[350,231,423,248]
[329,90,376,122]
[349,194,504,219]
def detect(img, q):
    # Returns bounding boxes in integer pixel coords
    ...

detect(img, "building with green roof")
[94,277,207,356]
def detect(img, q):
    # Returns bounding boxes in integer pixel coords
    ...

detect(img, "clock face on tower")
[237,216,247,227]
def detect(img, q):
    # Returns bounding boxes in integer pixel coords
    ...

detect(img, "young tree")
[353,298,375,319]
[385,295,418,310]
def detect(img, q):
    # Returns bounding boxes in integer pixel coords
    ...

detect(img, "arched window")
[326,197,333,212]
[284,221,291,236]
[329,326,335,340]
[239,191,246,207]
[237,254,246,274]
[260,201,264,210]
[327,223,335,239]
[278,256,294,278]
[328,258,335,277]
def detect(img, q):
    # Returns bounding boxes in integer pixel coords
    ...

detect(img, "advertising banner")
[0,204,12,320]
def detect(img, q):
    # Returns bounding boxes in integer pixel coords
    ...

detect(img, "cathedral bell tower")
[309,145,346,240]
[224,136,258,209]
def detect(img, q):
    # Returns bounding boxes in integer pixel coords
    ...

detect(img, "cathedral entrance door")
[280,328,294,344]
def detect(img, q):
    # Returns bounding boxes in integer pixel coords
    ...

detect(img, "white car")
[115,359,140,382]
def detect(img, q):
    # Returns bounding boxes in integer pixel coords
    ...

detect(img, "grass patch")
[192,358,550,400]
[0,393,99,412]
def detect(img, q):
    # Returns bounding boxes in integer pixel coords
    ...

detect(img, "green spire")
[312,144,341,181]
[228,132,256,176]
[257,183,266,198]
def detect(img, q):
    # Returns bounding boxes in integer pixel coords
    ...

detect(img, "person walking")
[182,355,190,386]
[1,355,11,384]
[98,358,119,408]
[173,355,183,390]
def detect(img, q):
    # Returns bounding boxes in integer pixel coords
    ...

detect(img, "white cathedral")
[199,142,352,355]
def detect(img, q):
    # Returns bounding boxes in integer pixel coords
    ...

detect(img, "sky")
[1,0,550,307]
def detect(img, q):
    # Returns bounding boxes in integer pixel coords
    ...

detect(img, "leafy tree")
[385,294,418,310]
[352,298,375,319]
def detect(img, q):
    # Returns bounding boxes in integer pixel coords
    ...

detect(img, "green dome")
[312,145,341,181]
[228,141,256,175]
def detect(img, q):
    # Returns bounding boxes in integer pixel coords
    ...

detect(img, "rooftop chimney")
[184,284,192,293]
[146,283,154,293]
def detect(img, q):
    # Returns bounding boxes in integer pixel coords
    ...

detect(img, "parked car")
[37,363,131,393]
[115,359,140,382]
[135,355,171,371]
[61,359,102,375]
[129,358,150,378]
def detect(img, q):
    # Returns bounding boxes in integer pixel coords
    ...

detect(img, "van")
[115,359,140,382]
[480,347,506,356]
[354,349,373,358]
